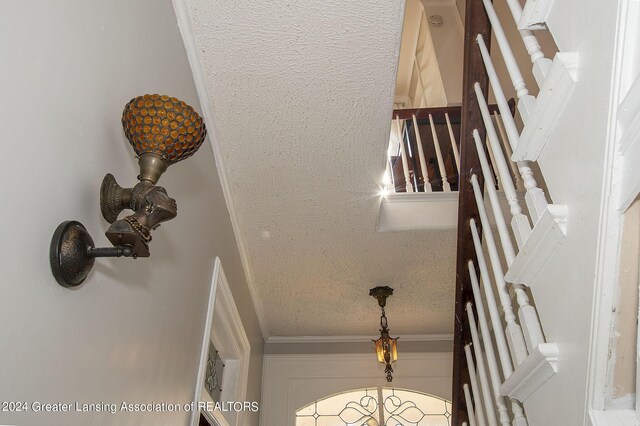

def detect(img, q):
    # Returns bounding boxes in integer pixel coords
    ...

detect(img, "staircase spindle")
[469,182,528,366]
[471,136,542,348]
[503,0,552,85]
[428,114,451,192]
[412,114,433,192]
[468,262,518,426]
[470,218,514,377]
[472,130,518,263]
[394,117,414,193]
[471,131,545,350]
[480,0,535,119]
[474,93,532,248]
[477,35,549,224]
[466,306,498,426]
[464,344,488,426]
[445,112,461,173]
[475,34,520,151]
[463,383,478,426]
[485,135,503,191]
[493,110,524,191]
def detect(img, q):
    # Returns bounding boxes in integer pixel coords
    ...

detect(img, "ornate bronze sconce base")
[49,94,206,288]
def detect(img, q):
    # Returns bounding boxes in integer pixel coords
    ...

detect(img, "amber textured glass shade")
[122,94,206,165]
[374,336,398,363]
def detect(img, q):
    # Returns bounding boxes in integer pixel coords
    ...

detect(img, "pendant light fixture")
[370,286,399,382]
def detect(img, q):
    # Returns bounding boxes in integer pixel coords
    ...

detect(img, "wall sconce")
[370,286,399,382]
[50,94,206,288]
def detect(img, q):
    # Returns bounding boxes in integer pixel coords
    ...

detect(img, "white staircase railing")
[386,106,514,195]
[454,0,577,422]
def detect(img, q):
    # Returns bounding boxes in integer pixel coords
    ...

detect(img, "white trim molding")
[500,343,559,402]
[192,258,251,426]
[378,191,517,232]
[172,0,270,338]
[617,74,640,212]
[513,52,579,162]
[586,0,639,420]
[518,0,555,31]
[505,204,568,286]
[590,409,638,426]
[265,334,454,344]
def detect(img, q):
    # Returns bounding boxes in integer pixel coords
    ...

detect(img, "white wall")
[422,1,465,105]
[260,352,453,426]
[510,0,625,424]
[0,1,263,425]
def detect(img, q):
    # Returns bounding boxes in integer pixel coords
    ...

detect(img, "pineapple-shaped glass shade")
[122,94,207,167]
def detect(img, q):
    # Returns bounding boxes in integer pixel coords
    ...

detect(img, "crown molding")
[172,0,270,339]
[266,334,454,344]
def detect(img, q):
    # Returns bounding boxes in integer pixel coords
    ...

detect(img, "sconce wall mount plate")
[50,221,133,287]
[50,94,206,288]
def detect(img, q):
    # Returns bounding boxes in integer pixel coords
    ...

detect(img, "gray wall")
[0,1,263,425]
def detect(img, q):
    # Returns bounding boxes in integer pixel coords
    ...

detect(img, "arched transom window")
[295,388,452,426]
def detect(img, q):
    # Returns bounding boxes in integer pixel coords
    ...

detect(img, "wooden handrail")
[451,0,492,424]
[392,99,513,121]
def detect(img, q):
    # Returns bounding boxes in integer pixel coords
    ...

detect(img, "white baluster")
[412,114,432,192]
[472,129,520,262]
[469,222,530,426]
[445,112,461,173]
[503,0,552,85]
[471,132,545,351]
[474,90,527,230]
[466,306,498,426]
[474,94,531,247]
[480,0,536,120]
[494,111,524,191]
[468,262,515,426]
[464,383,478,426]
[470,218,514,376]
[476,35,549,224]
[473,152,541,355]
[511,400,529,426]
[485,135,502,191]
[394,117,413,193]
[469,180,529,366]
[519,161,548,225]
[475,34,519,152]
[465,344,487,426]
[428,114,451,191]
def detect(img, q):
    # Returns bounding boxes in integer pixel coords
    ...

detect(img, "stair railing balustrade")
[452,0,567,424]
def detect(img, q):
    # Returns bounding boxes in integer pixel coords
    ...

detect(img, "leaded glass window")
[296,388,451,426]
[204,340,224,402]
[382,388,451,425]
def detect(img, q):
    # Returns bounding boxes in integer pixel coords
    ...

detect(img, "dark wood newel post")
[451,0,492,425]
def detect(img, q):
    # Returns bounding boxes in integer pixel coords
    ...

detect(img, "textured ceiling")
[187,0,457,337]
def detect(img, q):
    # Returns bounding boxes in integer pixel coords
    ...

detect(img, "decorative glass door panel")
[296,388,451,426]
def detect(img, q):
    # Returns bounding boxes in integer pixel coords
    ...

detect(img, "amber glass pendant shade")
[374,336,399,363]
[121,94,207,166]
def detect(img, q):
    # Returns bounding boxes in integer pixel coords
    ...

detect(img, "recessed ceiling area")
[185,0,457,338]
